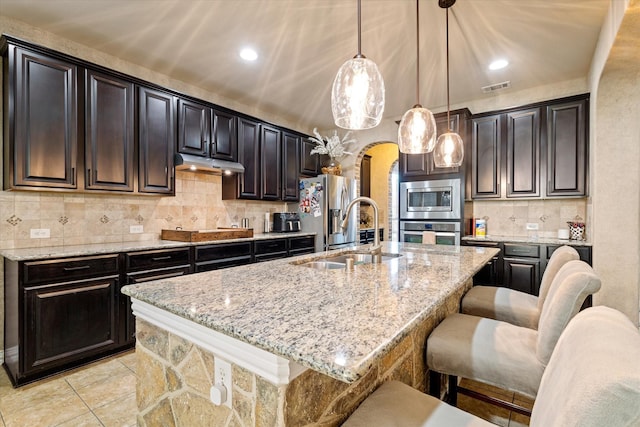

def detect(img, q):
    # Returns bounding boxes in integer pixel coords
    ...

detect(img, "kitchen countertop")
[121,242,499,383]
[462,235,592,246]
[0,231,316,261]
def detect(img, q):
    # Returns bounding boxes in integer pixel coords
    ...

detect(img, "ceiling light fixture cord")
[415,0,420,105]
[446,6,451,130]
[357,0,362,57]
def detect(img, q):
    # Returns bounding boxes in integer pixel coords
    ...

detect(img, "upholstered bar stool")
[426,260,600,413]
[461,245,580,329]
[342,306,640,427]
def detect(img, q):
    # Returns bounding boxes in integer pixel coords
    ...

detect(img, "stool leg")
[447,375,458,406]
[428,370,441,397]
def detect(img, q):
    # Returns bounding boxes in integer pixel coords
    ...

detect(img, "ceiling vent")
[481,81,511,93]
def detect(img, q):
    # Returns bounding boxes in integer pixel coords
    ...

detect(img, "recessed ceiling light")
[240,47,258,61]
[489,59,509,70]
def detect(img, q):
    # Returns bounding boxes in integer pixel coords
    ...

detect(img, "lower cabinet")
[462,240,591,297]
[255,239,288,262]
[359,229,384,244]
[195,241,253,272]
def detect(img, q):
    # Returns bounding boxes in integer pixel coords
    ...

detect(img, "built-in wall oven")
[400,179,461,220]
[399,221,461,246]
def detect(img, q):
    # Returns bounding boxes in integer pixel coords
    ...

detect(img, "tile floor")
[0,351,530,427]
[0,351,137,427]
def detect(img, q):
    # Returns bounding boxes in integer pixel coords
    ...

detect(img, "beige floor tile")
[93,392,137,427]
[115,350,137,373]
[0,377,89,427]
[72,368,136,410]
[54,411,103,427]
[65,358,133,391]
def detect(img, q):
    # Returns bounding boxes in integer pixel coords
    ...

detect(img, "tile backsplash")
[470,199,588,240]
[0,171,287,250]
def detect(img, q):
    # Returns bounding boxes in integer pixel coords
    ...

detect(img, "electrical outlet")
[130,225,143,234]
[30,228,50,238]
[211,357,232,408]
[526,223,539,231]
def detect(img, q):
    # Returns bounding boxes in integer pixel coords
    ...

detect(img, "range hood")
[174,153,244,175]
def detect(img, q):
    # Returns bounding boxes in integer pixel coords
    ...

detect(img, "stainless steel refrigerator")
[293,174,358,253]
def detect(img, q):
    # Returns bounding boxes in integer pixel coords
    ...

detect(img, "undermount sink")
[295,252,403,270]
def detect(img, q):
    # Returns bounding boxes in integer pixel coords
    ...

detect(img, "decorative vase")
[321,158,342,176]
[567,221,586,241]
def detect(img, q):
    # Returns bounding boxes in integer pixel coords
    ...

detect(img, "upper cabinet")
[470,94,589,200]
[177,98,210,157]
[5,46,79,190]
[212,109,237,161]
[85,69,135,192]
[138,86,175,194]
[282,131,301,201]
[300,137,321,177]
[260,124,282,200]
[399,109,471,181]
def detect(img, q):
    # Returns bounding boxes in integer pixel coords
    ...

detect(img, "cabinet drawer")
[125,248,191,272]
[289,236,315,252]
[546,245,591,264]
[127,266,192,284]
[255,239,287,255]
[23,254,119,285]
[504,244,539,258]
[195,242,252,262]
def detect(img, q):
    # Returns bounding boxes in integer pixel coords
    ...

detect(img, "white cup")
[558,229,570,240]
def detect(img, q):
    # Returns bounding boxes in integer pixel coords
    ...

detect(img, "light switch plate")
[526,223,539,230]
[30,228,50,238]
[130,225,144,233]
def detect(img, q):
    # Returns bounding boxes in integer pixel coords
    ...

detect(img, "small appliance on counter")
[272,212,301,232]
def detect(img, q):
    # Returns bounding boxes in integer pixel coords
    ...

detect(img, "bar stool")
[426,260,600,414]
[461,245,579,329]
[343,306,640,427]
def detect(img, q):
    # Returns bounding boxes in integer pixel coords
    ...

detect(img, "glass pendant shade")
[433,131,464,167]
[397,105,437,154]
[331,56,385,130]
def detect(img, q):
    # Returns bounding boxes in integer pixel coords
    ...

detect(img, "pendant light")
[331,0,385,130]
[398,0,437,154]
[433,0,464,167]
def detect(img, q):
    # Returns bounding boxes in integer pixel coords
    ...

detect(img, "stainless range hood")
[174,153,245,175]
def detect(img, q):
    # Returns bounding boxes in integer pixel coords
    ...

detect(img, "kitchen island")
[122,242,498,426]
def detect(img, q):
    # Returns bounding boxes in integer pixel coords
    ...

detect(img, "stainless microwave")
[400,179,461,220]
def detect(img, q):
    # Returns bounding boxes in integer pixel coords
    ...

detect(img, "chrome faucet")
[340,196,382,262]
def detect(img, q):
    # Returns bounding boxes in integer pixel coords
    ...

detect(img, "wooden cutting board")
[161,228,253,242]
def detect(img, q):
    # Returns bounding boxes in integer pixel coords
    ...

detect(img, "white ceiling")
[0,0,611,131]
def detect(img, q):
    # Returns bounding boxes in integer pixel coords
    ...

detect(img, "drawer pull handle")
[63,265,91,272]
[152,256,172,261]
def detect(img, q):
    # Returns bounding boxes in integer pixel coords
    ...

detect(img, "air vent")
[481,81,511,93]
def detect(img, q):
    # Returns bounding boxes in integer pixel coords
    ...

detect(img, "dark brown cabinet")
[177,98,210,157]
[282,131,301,201]
[195,241,254,272]
[138,86,175,194]
[288,235,316,256]
[546,99,588,197]
[261,124,282,200]
[5,46,79,190]
[471,95,588,200]
[361,155,371,197]
[227,117,261,199]
[212,109,237,161]
[85,69,135,191]
[300,137,321,176]
[399,109,470,180]
[471,114,502,199]
[255,239,288,262]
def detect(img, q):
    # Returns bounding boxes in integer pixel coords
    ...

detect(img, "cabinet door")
[212,109,237,161]
[506,108,540,198]
[85,69,134,191]
[300,137,320,176]
[427,113,461,175]
[178,98,210,157]
[138,86,175,194]
[546,99,588,197]
[261,124,282,200]
[235,117,261,199]
[472,114,502,198]
[361,154,371,197]
[399,152,429,179]
[10,47,78,189]
[503,258,540,295]
[24,277,118,374]
[282,131,300,201]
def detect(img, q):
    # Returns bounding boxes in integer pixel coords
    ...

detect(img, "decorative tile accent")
[483,216,490,221]
[100,215,110,224]
[136,215,144,224]
[166,216,173,223]
[509,215,517,222]
[7,214,22,226]
[573,214,584,221]
[190,216,198,223]
[59,216,69,225]
[539,214,548,222]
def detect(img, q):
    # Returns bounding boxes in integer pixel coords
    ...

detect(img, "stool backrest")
[531,306,640,427]
[536,245,580,310]
[536,260,601,364]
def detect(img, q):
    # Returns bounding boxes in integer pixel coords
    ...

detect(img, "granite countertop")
[122,242,499,383]
[0,231,316,261]
[462,235,592,246]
